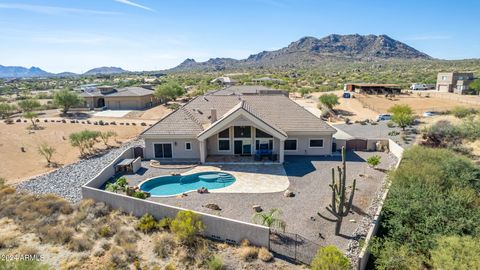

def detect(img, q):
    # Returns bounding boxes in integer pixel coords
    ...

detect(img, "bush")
[319,94,339,110]
[170,210,205,245]
[68,235,94,252]
[114,229,138,246]
[164,263,176,270]
[153,233,176,258]
[136,213,159,233]
[450,106,476,118]
[367,155,381,168]
[0,260,49,270]
[38,224,74,245]
[311,245,351,270]
[131,191,147,199]
[258,247,273,262]
[372,146,480,268]
[98,225,113,238]
[158,217,172,230]
[430,236,480,269]
[238,246,258,262]
[207,255,225,270]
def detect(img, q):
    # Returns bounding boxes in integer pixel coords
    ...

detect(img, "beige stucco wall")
[284,134,333,156]
[144,138,200,160]
[83,95,158,110]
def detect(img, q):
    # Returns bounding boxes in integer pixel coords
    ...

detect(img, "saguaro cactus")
[328,146,356,236]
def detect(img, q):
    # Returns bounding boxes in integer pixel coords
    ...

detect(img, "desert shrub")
[422,120,461,148]
[0,234,19,248]
[121,243,138,261]
[98,225,113,238]
[153,233,176,258]
[164,263,176,270]
[430,236,480,269]
[311,245,351,270]
[370,239,423,270]
[107,246,129,267]
[158,217,172,230]
[238,246,258,262]
[319,94,339,110]
[114,229,138,246]
[136,213,159,233]
[367,155,381,168]
[38,224,74,245]
[0,260,49,270]
[131,190,147,199]
[386,121,395,128]
[258,247,273,262]
[450,106,476,118]
[207,255,225,270]
[171,210,205,245]
[372,146,480,268]
[68,235,94,252]
[16,245,40,257]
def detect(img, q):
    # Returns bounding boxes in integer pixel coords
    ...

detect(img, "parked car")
[423,111,437,117]
[410,84,428,90]
[376,114,392,121]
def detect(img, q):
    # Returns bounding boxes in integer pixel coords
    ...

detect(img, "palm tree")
[252,208,286,232]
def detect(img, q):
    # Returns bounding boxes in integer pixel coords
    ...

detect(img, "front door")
[154,143,173,158]
[234,140,242,155]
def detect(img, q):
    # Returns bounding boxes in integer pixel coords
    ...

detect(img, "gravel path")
[16,139,144,203]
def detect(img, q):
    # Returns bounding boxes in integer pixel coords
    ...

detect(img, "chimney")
[210,108,217,123]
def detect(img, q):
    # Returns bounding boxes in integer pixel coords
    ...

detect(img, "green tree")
[430,236,480,269]
[23,111,39,129]
[170,210,204,245]
[69,130,101,156]
[311,245,351,270]
[38,143,56,166]
[469,79,480,94]
[99,131,117,146]
[154,81,185,104]
[53,89,83,114]
[0,103,17,119]
[18,98,41,112]
[252,208,286,231]
[388,104,414,130]
[319,94,339,110]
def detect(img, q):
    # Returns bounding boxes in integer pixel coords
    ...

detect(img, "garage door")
[346,139,367,151]
[438,85,449,92]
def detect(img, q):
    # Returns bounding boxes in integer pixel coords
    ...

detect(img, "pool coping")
[137,169,235,198]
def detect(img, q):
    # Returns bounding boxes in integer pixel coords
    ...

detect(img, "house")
[252,77,285,84]
[208,85,288,96]
[140,94,336,163]
[344,83,401,94]
[210,76,236,86]
[436,72,475,94]
[80,86,159,110]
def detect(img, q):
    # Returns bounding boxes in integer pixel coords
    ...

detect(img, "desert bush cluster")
[371,146,480,269]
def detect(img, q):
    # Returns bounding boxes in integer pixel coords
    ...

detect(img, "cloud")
[404,35,451,41]
[114,0,154,11]
[0,3,120,16]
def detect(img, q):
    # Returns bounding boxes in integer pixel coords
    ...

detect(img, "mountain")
[170,34,432,72]
[83,66,127,75]
[0,65,52,78]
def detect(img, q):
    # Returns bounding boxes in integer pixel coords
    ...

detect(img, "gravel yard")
[16,140,144,203]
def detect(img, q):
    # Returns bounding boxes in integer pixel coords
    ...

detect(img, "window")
[218,128,230,151]
[218,140,230,151]
[255,129,272,138]
[185,142,192,151]
[234,126,251,138]
[256,139,273,150]
[218,128,229,138]
[284,139,297,151]
[154,143,173,158]
[309,139,324,148]
[441,76,448,80]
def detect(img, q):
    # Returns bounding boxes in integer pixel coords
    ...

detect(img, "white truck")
[410,83,428,90]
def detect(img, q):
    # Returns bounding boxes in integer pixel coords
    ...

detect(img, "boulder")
[284,190,294,197]
[203,203,221,211]
[252,205,263,212]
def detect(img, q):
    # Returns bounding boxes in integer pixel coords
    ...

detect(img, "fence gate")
[133,147,144,159]
[269,230,321,265]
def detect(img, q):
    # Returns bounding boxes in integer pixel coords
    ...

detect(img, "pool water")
[139,171,236,196]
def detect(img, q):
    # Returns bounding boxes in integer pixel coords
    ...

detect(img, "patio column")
[199,140,207,163]
[279,139,285,163]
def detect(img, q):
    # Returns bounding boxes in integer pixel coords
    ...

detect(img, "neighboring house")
[252,77,285,84]
[208,85,288,96]
[436,72,475,94]
[210,76,236,86]
[344,83,401,94]
[140,94,336,163]
[81,86,159,110]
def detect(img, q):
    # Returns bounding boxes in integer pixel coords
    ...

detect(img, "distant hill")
[170,34,432,72]
[0,65,52,78]
[83,66,127,75]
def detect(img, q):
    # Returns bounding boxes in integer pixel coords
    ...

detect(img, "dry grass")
[15,245,40,257]
[114,228,138,246]
[38,224,74,245]
[0,234,19,249]
[153,232,176,258]
[68,235,94,252]
[237,246,259,262]
[258,247,274,262]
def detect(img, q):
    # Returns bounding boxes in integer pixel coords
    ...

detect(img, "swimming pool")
[139,171,236,196]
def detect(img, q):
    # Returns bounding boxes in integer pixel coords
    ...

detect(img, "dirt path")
[0,122,146,184]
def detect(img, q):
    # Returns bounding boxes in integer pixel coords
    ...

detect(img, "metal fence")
[269,229,321,265]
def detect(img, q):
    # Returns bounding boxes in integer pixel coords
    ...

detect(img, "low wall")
[357,140,403,270]
[82,147,270,247]
[132,157,141,173]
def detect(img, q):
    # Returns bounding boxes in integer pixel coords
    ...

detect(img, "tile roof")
[80,87,154,97]
[207,85,287,96]
[142,95,335,137]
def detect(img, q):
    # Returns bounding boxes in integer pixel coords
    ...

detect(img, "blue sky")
[0,0,479,73]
